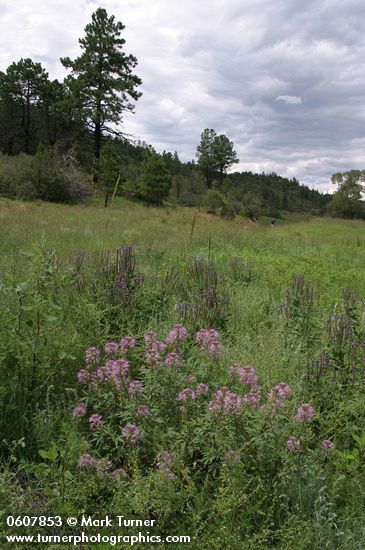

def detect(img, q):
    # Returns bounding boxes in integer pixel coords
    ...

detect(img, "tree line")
[0,7,363,219]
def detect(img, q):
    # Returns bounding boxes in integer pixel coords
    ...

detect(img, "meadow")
[0,197,364,549]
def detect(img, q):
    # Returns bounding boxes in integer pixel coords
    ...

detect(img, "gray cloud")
[1,0,364,192]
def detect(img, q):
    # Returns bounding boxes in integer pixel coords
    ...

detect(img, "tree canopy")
[196,128,239,187]
[61,7,142,180]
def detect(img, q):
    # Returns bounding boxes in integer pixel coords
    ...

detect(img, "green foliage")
[61,7,142,171]
[327,170,365,219]
[196,128,239,187]
[98,141,123,206]
[138,153,172,205]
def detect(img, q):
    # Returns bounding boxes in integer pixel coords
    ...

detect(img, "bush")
[138,153,172,205]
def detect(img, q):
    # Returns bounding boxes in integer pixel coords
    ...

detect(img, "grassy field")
[0,198,365,549]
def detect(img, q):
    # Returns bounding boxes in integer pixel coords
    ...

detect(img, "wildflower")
[78,454,97,468]
[208,387,230,416]
[166,324,188,345]
[208,340,223,358]
[156,451,176,478]
[128,380,144,396]
[294,403,315,423]
[144,331,157,347]
[321,439,334,453]
[77,369,91,384]
[223,392,242,414]
[111,468,128,480]
[178,388,196,401]
[119,336,136,352]
[268,383,291,408]
[195,383,209,396]
[104,342,119,356]
[72,403,87,418]
[135,405,150,419]
[229,363,258,386]
[89,414,103,429]
[165,352,181,367]
[195,328,219,348]
[186,374,197,384]
[121,423,140,444]
[85,347,100,367]
[242,388,261,408]
[207,398,223,416]
[145,348,160,367]
[287,436,301,452]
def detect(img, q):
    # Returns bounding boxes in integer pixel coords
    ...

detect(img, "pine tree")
[61,8,142,182]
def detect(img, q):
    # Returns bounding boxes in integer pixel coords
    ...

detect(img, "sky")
[0,0,364,193]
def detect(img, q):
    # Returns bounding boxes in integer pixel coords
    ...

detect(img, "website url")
[5,532,190,546]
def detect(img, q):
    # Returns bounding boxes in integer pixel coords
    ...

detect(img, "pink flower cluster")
[72,403,87,418]
[268,383,291,408]
[178,388,196,401]
[135,404,150,419]
[128,380,144,396]
[229,364,258,387]
[85,347,100,367]
[121,423,140,444]
[77,358,130,390]
[145,338,166,368]
[104,342,119,356]
[165,352,181,367]
[287,436,301,452]
[321,439,334,453]
[78,454,125,480]
[196,328,223,358]
[119,336,136,353]
[294,403,315,423]
[156,450,176,478]
[166,324,188,346]
[208,387,242,416]
[89,413,103,429]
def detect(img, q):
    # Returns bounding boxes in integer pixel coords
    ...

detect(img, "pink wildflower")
[128,380,144,396]
[111,468,128,480]
[119,336,136,352]
[72,403,87,418]
[85,347,100,367]
[165,352,181,367]
[294,403,315,423]
[242,388,261,408]
[208,340,223,358]
[268,383,291,408]
[166,324,188,346]
[77,369,91,384]
[104,342,119,356]
[144,331,157,347]
[223,392,242,414]
[287,436,301,452]
[186,374,197,384]
[178,388,196,401]
[195,383,209,396]
[195,328,219,348]
[89,414,103,429]
[121,423,141,444]
[78,454,97,468]
[321,439,334,453]
[156,451,176,478]
[135,405,150,419]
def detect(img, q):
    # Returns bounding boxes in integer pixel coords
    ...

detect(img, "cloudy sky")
[1,0,364,192]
